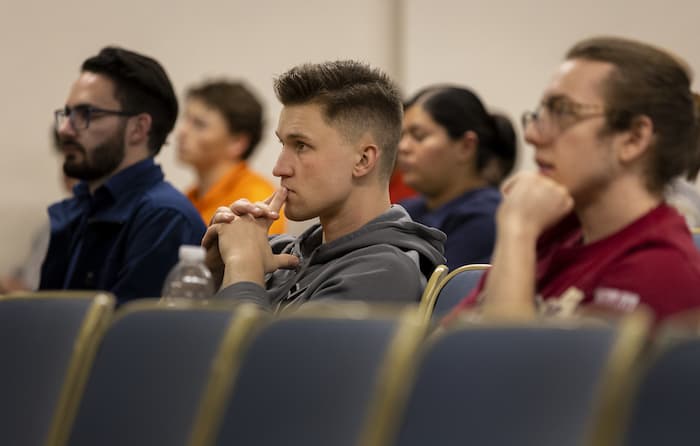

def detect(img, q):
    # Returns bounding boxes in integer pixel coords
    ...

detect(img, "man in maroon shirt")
[448,36,700,323]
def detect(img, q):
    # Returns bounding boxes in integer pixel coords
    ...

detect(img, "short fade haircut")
[566,36,700,192]
[186,80,264,160]
[273,60,403,182]
[81,46,178,156]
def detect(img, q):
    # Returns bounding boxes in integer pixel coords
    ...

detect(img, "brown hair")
[186,80,264,160]
[273,60,403,182]
[566,36,700,192]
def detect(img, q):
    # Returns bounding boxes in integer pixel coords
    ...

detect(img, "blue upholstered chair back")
[391,324,619,446]
[66,304,240,446]
[623,338,700,446]
[431,264,488,320]
[212,314,409,446]
[0,292,113,446]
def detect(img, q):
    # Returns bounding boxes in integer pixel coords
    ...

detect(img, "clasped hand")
[202,187,299,288]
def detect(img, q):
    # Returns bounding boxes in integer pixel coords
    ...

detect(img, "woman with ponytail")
[398,86,516,269]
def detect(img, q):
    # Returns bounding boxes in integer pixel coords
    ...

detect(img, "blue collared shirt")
[39,158,206,304]
[401,187,500,270]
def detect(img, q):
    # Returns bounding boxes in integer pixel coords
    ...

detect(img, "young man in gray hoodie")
[203,60,446,311]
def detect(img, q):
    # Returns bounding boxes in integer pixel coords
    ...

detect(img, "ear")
[353,143,380,178]
[618,115,654,163]
[225,132,251,161]
[126,113,152,148]
[455,130,479,163]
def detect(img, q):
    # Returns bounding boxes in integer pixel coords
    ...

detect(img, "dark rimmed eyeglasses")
[521,96,606,142]
[54,105,138,131]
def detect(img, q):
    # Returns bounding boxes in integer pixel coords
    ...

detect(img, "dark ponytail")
[484,113,517,182]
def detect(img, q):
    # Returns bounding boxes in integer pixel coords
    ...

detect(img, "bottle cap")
[179,245,206,262]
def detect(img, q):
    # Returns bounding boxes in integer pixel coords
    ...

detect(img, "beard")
[62,125,127,182]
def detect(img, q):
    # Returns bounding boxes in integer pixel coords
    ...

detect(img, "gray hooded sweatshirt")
[215,205,446,311]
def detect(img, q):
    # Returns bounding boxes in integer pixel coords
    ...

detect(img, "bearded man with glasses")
[40,47,206,304]
[446,36,700,324]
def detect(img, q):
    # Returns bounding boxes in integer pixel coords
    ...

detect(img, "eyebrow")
[404,123,424,131]
[66,102,118,112]
[275,131,312,141]
[65,103,94,109]
[541,93,570,103]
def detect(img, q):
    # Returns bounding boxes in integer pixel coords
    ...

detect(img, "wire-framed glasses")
[521,96,606,141]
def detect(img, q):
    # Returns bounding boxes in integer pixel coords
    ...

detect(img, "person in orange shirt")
[177,79,286,234]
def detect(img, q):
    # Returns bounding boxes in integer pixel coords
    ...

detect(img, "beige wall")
[400,0,700,171]
[0,0,698,275]
[0,0,399,273]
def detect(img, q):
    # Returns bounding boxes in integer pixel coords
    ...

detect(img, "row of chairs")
[2,290,699,446]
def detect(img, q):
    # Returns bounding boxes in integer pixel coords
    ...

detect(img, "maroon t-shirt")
[447,204,700,323]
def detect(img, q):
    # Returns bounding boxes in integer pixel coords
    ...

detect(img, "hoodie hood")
[287,205,446,279]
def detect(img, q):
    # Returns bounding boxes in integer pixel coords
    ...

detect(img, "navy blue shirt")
[39,158,206,304]
[401,187,500,270]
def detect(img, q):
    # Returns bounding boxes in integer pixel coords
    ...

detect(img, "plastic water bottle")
[160,245,215,304]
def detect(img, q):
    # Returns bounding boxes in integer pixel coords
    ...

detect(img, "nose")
[175,121,188,144]
[522,117,544,147]
[56,115,76,140]
[397,133,411,154]
[272,148,293,178]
